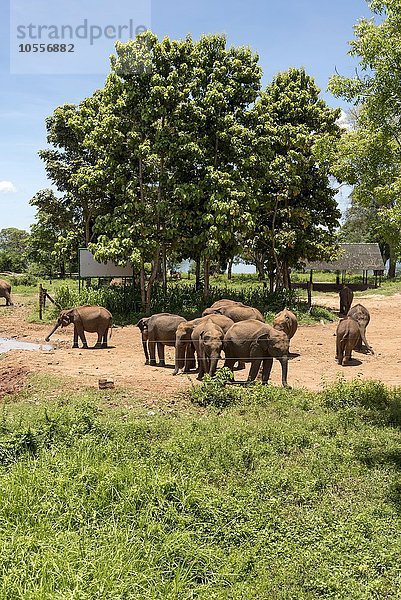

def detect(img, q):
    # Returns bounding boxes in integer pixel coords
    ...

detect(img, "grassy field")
[1,375,401,598]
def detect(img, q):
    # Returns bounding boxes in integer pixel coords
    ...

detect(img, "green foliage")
[29,189,78,276]
[54,281,304,324]
[2,379,401,596]
[190,367,237,407]
[327,1,401,271]
[0,228,30,273]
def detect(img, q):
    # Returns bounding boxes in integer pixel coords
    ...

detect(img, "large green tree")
[329,0,401,276]
[247,68,341,289]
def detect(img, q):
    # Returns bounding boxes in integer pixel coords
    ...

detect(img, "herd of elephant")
[44,294,373,387]
[0,276,373,386]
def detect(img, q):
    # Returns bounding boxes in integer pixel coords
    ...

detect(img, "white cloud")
[0,181,17,193]
[337,109,353,132]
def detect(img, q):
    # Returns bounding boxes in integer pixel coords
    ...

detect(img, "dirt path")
[0,293,400,396]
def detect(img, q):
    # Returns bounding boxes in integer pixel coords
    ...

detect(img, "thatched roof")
[305,243,385,272]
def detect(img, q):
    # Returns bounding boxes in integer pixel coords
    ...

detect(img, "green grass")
[1,376,401,597]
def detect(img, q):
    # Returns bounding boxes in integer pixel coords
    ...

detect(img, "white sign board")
[79,249,134,278]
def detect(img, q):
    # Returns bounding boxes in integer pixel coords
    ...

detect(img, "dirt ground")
[0,293,400,397]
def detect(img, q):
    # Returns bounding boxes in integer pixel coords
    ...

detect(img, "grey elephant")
[336,317,361,365]
[202,302,264,323]
[348,303,373,354]
[0,279,13,306]
[45,305,112,348]
[136,313,195,368]
[191,321,225,380]
[174,314,234,375]
[272,308,298,341]
[339,286,353,316]
[223,319,290,386]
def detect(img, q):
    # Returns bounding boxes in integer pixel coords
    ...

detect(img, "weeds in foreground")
[1,379,401,596]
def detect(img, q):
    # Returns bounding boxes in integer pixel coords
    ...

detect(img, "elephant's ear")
[257,332,270,345]
[61,312,70,327]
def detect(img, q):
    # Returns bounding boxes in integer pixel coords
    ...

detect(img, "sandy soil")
[0,293,400,397]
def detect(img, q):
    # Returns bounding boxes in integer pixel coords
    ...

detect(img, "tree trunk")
[203,256,210,302]
[255,258,265,281]
[282,259,291,290]
[388,246,397,278]
[162,245,167,297]
[144,249,161,313]
[140,263,146,312]
[227,258,233,280]
[195,257,201,291]
[268,270,274,293]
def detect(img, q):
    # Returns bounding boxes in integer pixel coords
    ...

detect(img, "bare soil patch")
[0,293,400,397]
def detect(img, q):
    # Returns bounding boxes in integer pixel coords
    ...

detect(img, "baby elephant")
[0,279,13,306]
[339,286,353,316]
[348,303,373,354]
[336,317,361,365]
[191,321,224,380]
[46,306,113,348]
[136,313,192,368]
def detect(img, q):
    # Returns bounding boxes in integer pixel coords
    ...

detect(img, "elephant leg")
[343,342,352,365]
[72,325,79,348]
[157,342,166,366]
[224,358,236,379]
[336,339,343,365]
[184,343,196,372]
[186,343,196,371]
[77,324,88,349]
[248,359,262,382]
[102,328,109,348]
[148,340,157,366]
[236,361,246,371]
[261,357,273,384]
[95,331,103,348]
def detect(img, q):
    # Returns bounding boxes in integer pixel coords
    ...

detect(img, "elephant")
[174,314,234,375]
[272,309,298,341]
[336,317,361,365]
[202,302,264,323]
[223,319,290,386]
[348,304,373,354]
[0,279,13,306]
[136,313,195,368]
[191,321,225,380]
[209,299,241,309]
[45,305,112,348]
[339,285,354,316]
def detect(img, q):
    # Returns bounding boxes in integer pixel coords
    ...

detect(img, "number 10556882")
[18,43,74,52]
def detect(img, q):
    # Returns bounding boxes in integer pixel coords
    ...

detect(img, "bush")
[190,368,239,407]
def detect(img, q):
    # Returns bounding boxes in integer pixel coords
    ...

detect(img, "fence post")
[39,283,43,320]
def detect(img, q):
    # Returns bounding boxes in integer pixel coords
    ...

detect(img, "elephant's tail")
[109,318,113,339]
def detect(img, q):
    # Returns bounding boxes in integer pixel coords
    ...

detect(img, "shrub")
[190,368,239,407]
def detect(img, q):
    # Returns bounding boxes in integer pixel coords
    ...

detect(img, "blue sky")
[0,0,372,231]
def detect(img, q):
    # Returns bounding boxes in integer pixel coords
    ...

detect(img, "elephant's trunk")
[209,356,219,377]
[45,321,60,342]
[278,355,289,387]
[141,335,149,364]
